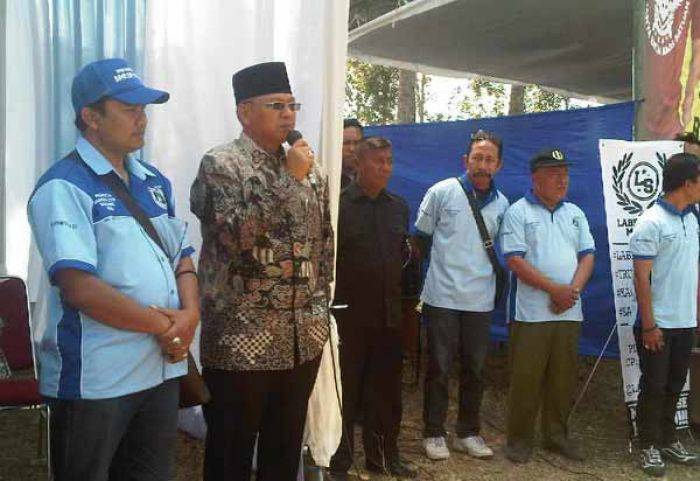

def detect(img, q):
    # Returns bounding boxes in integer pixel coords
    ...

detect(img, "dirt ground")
[2,349,699,481]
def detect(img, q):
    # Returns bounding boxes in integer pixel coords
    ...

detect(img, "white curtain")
[3,0,348,466]
[0,0,6,276]
[5,0,52,283]
[141,0,348,464]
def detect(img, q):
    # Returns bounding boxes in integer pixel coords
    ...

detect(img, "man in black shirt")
[329,137,416,480]
[340,119,363,189]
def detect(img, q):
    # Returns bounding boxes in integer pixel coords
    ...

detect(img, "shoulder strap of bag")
[455,177,501,273]
[71,151,167,255]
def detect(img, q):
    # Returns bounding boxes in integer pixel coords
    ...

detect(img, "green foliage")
[445,81,570,121]
[524,85,569,113]
[439,79,509,120]
[345,58,399,125]
[463,79,508,118]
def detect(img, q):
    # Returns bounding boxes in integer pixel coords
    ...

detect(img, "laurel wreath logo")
[612,152,666,216]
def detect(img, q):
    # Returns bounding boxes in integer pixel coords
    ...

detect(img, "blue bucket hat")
[71,58,169,114]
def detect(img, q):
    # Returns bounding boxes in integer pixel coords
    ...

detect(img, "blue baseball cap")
[71,58,169,114]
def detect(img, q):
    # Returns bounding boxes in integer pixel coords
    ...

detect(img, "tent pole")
[0,0,7,276]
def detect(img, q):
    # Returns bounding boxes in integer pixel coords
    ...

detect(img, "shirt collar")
[657,197,695,217]
[76,136,154,181]
[524,189,565,212]
[458,173,498,206]
[238,132,285,163]
[346,181,390,202]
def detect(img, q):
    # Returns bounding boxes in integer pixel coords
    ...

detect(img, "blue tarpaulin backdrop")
[365,102,636,357]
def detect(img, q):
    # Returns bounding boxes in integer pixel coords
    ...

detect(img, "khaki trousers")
[506,320,581,449]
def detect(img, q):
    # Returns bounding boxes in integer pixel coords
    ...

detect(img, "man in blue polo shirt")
[415,130,509,461]
[499,148,595,464]
[27,58,200,481]
[630,153,700,477]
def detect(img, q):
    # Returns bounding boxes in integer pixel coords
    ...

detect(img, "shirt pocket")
[388,211,408,246]
[438,207,463,235]
[566,215,583,246]
[660,232,678,248]
[524,220,541,248]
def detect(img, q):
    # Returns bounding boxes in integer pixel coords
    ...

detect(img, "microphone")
[286,129,303,146]
[286,130,317,188]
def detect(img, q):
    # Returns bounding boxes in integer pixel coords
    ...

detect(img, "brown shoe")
[544,440,585,461]
[505,444,532,464]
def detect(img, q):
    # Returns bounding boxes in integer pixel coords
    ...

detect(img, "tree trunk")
[397,69,417,124]
[417,73,427,123]
[509,84,526,115]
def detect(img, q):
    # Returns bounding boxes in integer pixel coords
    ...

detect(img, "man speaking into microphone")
[190,61,334,481]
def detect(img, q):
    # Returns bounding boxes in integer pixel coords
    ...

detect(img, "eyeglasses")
[260,102,302,112]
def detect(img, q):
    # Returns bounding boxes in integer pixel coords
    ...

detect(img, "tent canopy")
[348,0,632,102]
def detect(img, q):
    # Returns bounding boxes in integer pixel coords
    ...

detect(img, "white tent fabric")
[141,0,347,464]
[348,0,633,102]
[4,0,53,283]
[0,0,6,276]
[3,0,348,466]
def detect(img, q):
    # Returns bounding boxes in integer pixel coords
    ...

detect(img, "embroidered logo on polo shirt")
[94,193,117,211]
[148,186,168,210]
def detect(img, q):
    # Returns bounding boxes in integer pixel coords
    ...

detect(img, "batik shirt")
[191,133,334,371]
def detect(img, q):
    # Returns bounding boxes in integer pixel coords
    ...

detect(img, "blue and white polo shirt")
[500,191,595,322]
[415,175,509,312]
[630,199,699,329]
[27,136,193,400]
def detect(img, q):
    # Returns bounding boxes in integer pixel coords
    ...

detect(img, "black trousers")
[202,355,321,481]
[422,304,492,438]
[636,328,695,448]
[330,314,403,472]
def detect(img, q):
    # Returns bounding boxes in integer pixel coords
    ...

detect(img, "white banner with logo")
[599,139,690,435]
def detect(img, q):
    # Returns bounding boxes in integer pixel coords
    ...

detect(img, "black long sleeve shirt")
[334,183,409,327]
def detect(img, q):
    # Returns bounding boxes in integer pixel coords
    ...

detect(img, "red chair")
[0,276,48,474]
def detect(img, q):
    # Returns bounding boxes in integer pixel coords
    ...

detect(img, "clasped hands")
[151,306,199,363]
[548,283,580,315]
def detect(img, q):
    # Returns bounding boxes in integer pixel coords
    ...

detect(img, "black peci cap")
[232,61,292,104]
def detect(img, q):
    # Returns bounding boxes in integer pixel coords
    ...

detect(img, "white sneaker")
[453,435,494,459]
[423,436,450,460]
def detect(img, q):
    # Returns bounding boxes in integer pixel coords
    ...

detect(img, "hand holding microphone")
[285,130,314,182]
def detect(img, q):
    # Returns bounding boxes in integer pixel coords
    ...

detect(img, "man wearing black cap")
[499,149,595,464]
[190,62,334,481]
[27,58,199,480]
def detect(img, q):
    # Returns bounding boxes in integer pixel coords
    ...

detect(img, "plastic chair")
[0,276,49,475]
